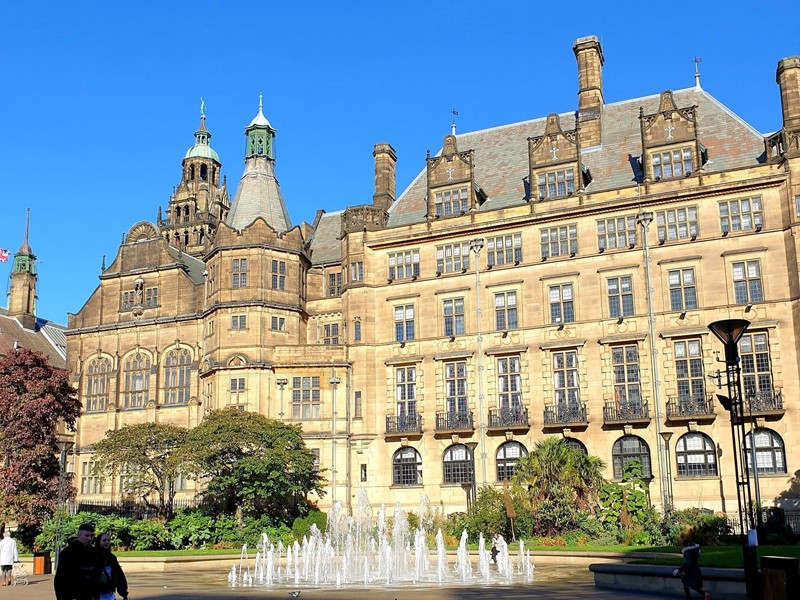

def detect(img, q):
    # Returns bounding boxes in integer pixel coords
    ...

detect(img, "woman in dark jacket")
[674,539,710,600]
[95,533,129,600]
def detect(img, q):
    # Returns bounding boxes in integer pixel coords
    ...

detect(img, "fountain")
[228,488,534,588]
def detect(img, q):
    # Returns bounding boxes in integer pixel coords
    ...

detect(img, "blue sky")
[0,2,796,324]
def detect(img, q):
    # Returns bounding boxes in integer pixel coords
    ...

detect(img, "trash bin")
[33,552,51,575]
[762,556,799,600]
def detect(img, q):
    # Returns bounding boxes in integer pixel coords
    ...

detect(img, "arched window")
[189,165,195,180]
[443,443,474,484]
[183,230,189,247]
[496,441,527,481]
[123,352,150,409]
[84,357,111,412]
[612,435,651,479]
[676,432,717,477]
[745,428,786,475]
[200,164,208,181]
[562,438,587,454]
[182,205,190,223]
[392,447,422,486]
[163,349,192,405]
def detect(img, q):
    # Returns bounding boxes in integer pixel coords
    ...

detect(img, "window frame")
[486,233,522,267]
[719,197,764,234]
[549,283,575,324]
[392,447,423,486]
[668,268,698,311]
[607,275,634,318]
[612,435,652,480]
[394,304,415,342]
[442,297,465,337]
[232,258,248,289]
[496,441,527,481]
[732,260,763,305]
[597,216,637,252]
[443,443,475,485]
[676,432,717,477]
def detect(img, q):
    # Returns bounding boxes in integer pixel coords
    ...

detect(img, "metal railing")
[603,399,650,422]
[385,413,423,434]
[745,389,784,413]
[666,394,716,418]
[435,411,474,431]
[543,402,588,425]
[487,406,529,428]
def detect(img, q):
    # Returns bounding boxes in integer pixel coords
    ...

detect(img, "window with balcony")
[444,361,468,416]
[549,283,574,324]
[443,297,465,337]
[496,441,527,481]
[435,242,471,273]
[497,355,522,413]
[163,348,192,406]
[84,357,111,413]
[395,366,417,421]
[719,197,763,233]
[732,260,763,304]
[388,250,420,281]
[232,258,248,288]
[674,339,704,403]
[292,376,321,419]
[553,350,580,409]
[668,268,698,311]
[740,332,774,403]
[486,233,522,266]
[607,276,634,318]
[393,447,423,486]
[597,216,637,251]
[494,291,518,330]
[272,260,286,290]
[612,435,652,479]
[676,432,717,477]
[744,429,786,475]
[657,207,698,242]
[443,443,475,484]
[394,305,415,342]
[612,345,641,409]
[540,224,578,259]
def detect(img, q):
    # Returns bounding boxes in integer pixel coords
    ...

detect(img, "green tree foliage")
[511,437,606,513]
[598,459,662,545]
[0,348,81,527]
[92,422,189,520]
[182,408,325,523]
[465,485,509,540]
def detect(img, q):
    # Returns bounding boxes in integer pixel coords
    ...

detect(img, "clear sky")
[1,1,797,324]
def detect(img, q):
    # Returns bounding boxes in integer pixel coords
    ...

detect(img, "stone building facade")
[67,38,800,516]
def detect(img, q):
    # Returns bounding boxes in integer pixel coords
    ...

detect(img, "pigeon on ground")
[289,592,301,598]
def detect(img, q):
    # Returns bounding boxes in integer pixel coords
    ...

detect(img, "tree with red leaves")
[0,348,80,527]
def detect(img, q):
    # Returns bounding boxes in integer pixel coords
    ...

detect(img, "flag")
[0,248,10,263]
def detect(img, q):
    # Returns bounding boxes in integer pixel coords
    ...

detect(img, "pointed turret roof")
[226,97,292,232]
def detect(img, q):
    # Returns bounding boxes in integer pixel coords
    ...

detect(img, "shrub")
[128,520,172,550]
[465,485,509,541]
[167,509,215,549]
[663,508,730,546]
[291,509,327,541]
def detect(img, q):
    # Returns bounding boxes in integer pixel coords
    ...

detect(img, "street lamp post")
[276,377,288,421]
[329,375,341,505]
[708,318,760,600]
[637,211,671,509]
[54,434,75,572]
[469,238,488,486]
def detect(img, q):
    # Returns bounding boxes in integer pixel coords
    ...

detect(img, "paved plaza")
[2,568,675,600]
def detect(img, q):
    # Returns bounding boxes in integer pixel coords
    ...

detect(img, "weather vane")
[451,108,459,135]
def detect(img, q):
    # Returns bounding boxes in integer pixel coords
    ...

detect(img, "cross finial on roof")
[451,108,459,135]
[692,57,702,91]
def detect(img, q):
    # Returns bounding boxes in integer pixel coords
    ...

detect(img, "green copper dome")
[184,143,220,162]
[184,111,220,163]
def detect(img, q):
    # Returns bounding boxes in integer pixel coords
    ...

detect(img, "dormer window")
[538,168,575,199]
[434,187,468,217]
[652,147,693,179]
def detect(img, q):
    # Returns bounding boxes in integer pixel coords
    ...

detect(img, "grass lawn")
[618,545,800,568]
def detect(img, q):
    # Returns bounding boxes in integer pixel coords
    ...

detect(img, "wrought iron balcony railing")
[385,414,423,435]
[435,411,474,431]
[543,402,588,426]
[603,399,650,423]
[745,389,784,414]
[488,407,529,429]
[666,395,716,419]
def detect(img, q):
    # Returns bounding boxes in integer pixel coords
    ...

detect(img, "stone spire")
[227,95,292,232]
[7,209,37,330]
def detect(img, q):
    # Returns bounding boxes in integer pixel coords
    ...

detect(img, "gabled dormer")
[426,134,485,220]
[639,91,707,183]
[528,113,588,201]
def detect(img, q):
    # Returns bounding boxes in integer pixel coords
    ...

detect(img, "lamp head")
[708,319,750,364]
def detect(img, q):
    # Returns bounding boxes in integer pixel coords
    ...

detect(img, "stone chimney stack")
[573,35,605,148]
[777,56,800,132]
[372,143,397,212]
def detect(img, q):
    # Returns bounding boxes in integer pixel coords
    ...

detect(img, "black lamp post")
[708,319,760,599]
[54,433,75,572]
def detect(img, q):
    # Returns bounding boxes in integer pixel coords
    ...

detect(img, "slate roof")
[388,88,766,227]
[309,210,344,265]
[227,156,292,233]
[0,309,67,368]
[166,245,207,285]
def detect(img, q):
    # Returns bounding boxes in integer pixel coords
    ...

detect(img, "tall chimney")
[372,143,397,211]
[573,35,604,147]
[777,56,800,133]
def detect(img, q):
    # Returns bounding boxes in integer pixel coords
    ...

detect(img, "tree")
[0,348,80,527]
[511,437,606,513]
[92,422,189,519]
[182,408,325,523]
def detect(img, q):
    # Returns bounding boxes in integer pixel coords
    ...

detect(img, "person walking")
[54,523,102,600]
[0,530,19,586]
[674,539,710,600]
[95,533,129,600]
